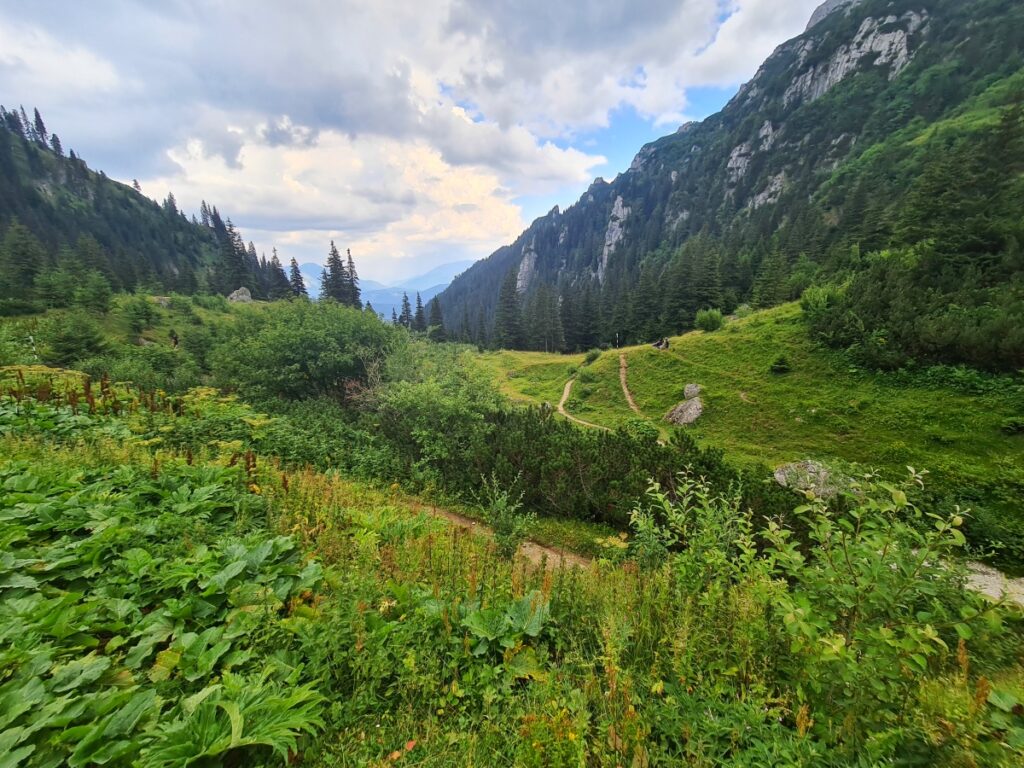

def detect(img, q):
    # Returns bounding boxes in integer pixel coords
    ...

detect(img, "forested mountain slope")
[439,0,1024,370]
[0,107,292,303]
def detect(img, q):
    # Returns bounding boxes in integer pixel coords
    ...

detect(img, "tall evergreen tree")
[32,108,47,145]
[413,292,427,332]
[427,296,446,341]
[288,257,307,297]
[344,249,361,307]
[321,241,348,302]
[50,134,62,156]
[398,293,413,328]
[494,269,523,349]
[0,219,46,299]
[267,248,291,300]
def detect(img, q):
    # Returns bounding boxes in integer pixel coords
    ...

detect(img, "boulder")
[665,397,703,426]
[227,287,253,303]
[684,383,702,399]
[773,460,836,498]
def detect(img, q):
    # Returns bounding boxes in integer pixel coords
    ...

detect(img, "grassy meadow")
[471,303,1024,567]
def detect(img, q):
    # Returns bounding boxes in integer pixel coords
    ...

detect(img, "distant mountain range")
[298,259,474,317]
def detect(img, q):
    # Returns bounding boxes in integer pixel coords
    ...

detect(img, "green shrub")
[583,348,601,365]
[770,355,791,374]
[694,308,724,332]
[45,313,106,365]
[120,295,157,333]
[479,473,535,558]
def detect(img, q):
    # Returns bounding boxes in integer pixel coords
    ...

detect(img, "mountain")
[0,107,292,302]
[396,260,475,292]
[439,0,1024,370]
[299,259,472,317]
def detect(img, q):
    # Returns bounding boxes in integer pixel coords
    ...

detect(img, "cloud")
[0,0,822,281]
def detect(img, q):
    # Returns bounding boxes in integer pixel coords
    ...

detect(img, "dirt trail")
[409,501,1024,605]
[408,501,591,570]
[557,377,609,431]
[619,354,642,415]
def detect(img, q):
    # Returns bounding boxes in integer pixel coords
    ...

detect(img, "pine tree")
[32,108,47,145]
[399,293,413,328]
[413,292,427,332]
[391,307,399,325]
[267,248,291,299]
[427,296,446,341]
[50,134,62,156]
[0,219,46,299]
[344,249,361,307]
[288,257,308,297]
[321,241,348,302]
[494,269,523,349]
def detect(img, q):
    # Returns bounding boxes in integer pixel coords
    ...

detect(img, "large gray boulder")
[684,383,702,399]
[665,397,703,426]
[227,287,253,303]
[773,460,837,498]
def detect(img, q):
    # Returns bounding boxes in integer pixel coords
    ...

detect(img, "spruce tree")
[413,292,427,332]
[398,293,413,328]
[267,248,291,299]
[288,257,308,297]
[494,269,523,349]
[32,108,47,145]
[0,220,46,299]
[321,241,348,302]
[427,296,446,341]
[50,134,62,156]
[344,249,361,307]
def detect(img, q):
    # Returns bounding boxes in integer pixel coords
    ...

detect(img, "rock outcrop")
[598,196,630,282]
[227,287,253,303]
[785,12,927,107]
[773,460,837,498]
[666,397,703,426]
[806,0,864,31]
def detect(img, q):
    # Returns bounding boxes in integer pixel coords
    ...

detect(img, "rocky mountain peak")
[806,0,864,30]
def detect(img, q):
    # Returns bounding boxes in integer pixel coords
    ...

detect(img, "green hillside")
[472,303,1024,567]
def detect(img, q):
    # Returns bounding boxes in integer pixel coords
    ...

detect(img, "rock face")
[806,0,864,31]
[785,12,927,107]
[516,245,537,292]
[684,383,702,399]
[598,196,630,282]
[666,397,703,426]
[773,460,837,498]
[227,287,253,303]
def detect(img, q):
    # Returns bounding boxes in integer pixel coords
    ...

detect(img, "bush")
[770,355,791,374]
[45,313,106,365]
[694,308,724,332]
[210,300,396,401]
[583,348,602,365]
[120,295,158,333]
[479,473,535,558]
[734,303,754,319]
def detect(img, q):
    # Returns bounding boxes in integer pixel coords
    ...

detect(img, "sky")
[0,0,823,283]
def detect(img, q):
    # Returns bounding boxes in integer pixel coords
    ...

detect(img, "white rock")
[227,287,253,303]
[665,397,703,426]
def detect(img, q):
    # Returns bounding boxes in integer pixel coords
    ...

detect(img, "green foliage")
[0,439,325,767]
[478,473,535,558]
[44,312,106,365]
[210,300,395,401]
[770,354,791,374]
[695,308,724,332]
[583,348,602,365]
[120,295,157,333]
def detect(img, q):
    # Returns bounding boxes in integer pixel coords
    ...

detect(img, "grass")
[472,303,1024,565]
[473,348,584,405]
